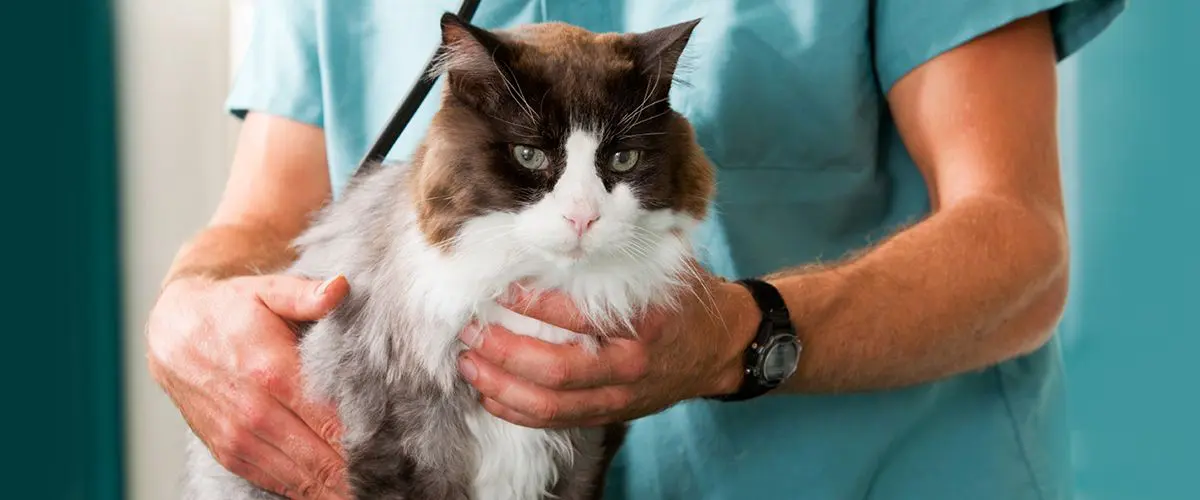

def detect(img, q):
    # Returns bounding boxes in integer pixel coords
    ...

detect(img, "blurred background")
[2,1,1195,499]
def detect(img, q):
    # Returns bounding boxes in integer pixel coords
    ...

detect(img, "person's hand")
[146,273,351,499]
[456,267,760,428]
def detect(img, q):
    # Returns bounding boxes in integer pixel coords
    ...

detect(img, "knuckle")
[224,427,257,457]
[296,478,327,499]
[542,361,571,388]
[246,355,287,389]
[313,461,342,489]
[609,387,635,409]
[318,418,342,444]
[530,398,559,421]
[253,366,286,394]
[486,332,511,359]
[241,403,272,433]
[625,349,651,381]
[213,451,247,476]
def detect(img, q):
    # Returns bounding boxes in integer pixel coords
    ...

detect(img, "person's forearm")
[162,222,299,287]
[766,194,1068,393]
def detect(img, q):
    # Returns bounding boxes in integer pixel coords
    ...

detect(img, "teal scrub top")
[228,1,1125,498]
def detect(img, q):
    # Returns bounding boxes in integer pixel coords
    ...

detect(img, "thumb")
[252,274,350,321]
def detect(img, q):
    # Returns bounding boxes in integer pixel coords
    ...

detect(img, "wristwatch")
[709,278,802,402]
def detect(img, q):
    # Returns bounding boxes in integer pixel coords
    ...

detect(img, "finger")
[499,286,590,333]
[228,430,319,499]
[478,397,605,429]
[463,324,648,389]
[459,353,632,424]
[262,365,346,455]
[248,349,349,493]
[248,274,350,321]
[291,397,346,458]
[222,455,297,499]
[248,401,348,498]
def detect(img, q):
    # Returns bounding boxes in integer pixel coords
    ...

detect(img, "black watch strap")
[710,278,796,402]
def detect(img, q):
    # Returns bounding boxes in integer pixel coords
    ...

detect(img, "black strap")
[737,278,790,324]
[353,0,483,175]
[710,278,793,402]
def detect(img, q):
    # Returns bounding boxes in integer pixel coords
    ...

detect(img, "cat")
[182,12,715,500]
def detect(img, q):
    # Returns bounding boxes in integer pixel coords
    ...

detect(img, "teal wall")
[1060,2,1200,499]
[0,0,124,498]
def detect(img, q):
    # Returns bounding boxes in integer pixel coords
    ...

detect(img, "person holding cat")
[146,1,1125,499]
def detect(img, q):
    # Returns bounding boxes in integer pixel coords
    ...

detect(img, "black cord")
[354,0,483,174]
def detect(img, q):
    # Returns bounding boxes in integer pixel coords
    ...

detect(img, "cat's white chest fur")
[463,406,571,500]
[462,305,586,500]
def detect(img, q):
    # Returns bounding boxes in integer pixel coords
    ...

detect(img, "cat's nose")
[564,212,600,237]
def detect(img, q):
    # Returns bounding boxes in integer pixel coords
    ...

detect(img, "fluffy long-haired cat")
[183,13,715,500]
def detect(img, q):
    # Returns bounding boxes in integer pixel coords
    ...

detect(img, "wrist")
[160,224,297,290]
[707,281,761,397]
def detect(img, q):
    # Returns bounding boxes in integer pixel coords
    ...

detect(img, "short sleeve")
[225,0,324,127]
[873,0,1127,93]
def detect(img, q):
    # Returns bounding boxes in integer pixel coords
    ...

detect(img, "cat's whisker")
[679,262,728,335]
[624,110,671,131]
[490,51,540,124]
[618,60,664,129]
[488,114,537,132]
[617,96,669,131]
[616,131,669,140]
[445,223,517,251]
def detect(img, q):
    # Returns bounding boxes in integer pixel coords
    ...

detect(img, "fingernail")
[459,322,484,349]
[316,274,343,296]
[459,356,478,381]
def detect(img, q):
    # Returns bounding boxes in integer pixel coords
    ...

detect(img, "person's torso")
[309,1,1069,498]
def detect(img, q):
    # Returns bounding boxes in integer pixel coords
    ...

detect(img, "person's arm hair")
[763,12,1067,393]
[163,112,331,285]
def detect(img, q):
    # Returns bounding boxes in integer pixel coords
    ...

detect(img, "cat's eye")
[610,150,641,172]
[512,145,548,170]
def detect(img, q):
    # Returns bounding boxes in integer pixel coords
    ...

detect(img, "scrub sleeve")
[225,0,323,128]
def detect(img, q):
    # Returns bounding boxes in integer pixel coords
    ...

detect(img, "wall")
[116,1,246,498]
[3,1,123,498]
[1058,2,1200,499]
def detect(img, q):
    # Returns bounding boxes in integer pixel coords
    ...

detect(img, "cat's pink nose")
[564,212,600,236]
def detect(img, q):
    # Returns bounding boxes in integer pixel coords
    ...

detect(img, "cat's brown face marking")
[410,14,714,249]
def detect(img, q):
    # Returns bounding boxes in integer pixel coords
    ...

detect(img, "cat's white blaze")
[556,128,605,221]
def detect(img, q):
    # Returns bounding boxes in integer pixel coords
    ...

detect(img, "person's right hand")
[146,273,351,499]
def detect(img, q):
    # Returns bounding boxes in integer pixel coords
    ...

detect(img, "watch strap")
[738,277,790,325]
[710,278,794,402]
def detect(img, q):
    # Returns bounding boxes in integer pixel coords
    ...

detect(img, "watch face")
[760,336,800,382]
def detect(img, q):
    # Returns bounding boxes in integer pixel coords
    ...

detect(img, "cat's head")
[410,14,714,269]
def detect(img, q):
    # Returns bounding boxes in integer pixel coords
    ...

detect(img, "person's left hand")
[456,268,759,428]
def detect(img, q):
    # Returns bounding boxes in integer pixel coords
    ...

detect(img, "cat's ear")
[433,13,509,78]
[433,13,520,110]
[631,18,701,88]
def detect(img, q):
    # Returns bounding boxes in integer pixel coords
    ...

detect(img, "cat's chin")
[541,249,590,270]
